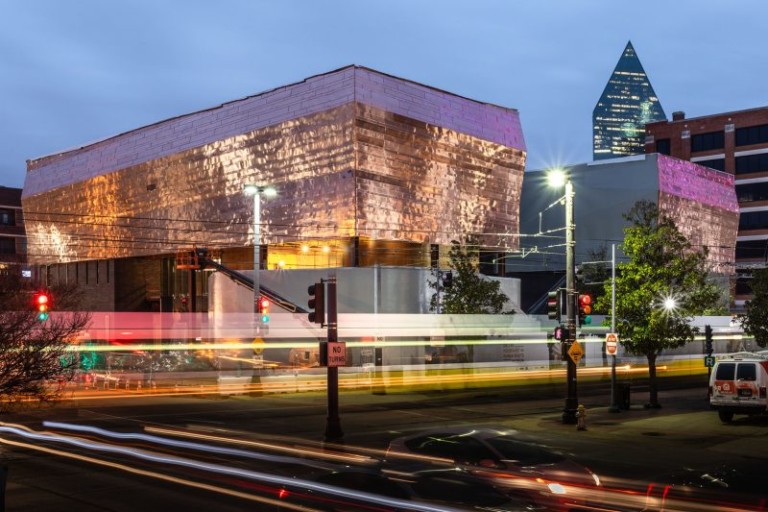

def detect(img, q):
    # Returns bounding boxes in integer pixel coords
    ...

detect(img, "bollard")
[576,404,587,431]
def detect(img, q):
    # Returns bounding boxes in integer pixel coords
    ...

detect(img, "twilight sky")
[1,0,765,189]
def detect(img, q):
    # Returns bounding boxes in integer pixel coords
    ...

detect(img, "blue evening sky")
[1,0,765,188]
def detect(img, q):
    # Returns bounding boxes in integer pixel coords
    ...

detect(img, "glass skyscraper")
[593,41,666,160]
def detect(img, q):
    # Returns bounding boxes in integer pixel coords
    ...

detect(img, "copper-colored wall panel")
[659,192,738,274]
[355,104,524,249]
[24,101,524,266]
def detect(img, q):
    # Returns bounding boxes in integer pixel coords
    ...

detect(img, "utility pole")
[324,275,344,442]
[562,178,579,424]
[609,243,620,413]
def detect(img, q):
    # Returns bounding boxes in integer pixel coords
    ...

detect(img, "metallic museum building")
[22,66,527,312]
[511,153,739,313]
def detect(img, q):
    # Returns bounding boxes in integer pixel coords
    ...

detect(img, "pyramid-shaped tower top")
[592,41,666,160]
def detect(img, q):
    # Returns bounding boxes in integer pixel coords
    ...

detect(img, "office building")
[593,41,666,160]
[0,186,26,270]
[645,106,768,307]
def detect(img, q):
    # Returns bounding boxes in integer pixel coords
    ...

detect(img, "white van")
[709,352,768,423]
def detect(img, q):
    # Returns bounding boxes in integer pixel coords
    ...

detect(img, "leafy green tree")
[738,268,768,348]
[595,201,722,408]
[430,240,510,314]
[0,272,90,411]
[578,245,611,312]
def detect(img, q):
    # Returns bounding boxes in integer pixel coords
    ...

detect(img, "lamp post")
[548,170,579,424]
[244,185,276,324]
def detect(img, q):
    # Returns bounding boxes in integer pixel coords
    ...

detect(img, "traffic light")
[442,271,453,288]
[547,289,562,320]
[259,297,270,324]
[307,281,325,325]
[705,324,713,356]
[34,291,51,321]
[578,293,592,325]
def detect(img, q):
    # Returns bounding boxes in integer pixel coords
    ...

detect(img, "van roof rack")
[720,351,768,360]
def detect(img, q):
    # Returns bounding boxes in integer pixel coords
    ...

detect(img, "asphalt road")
[0,376,765,511]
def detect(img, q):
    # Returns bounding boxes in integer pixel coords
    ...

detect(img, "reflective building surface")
[593,41,666,160]
[513,154,738,313]
[22,66,526,269]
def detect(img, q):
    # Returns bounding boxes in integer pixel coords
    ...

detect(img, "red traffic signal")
[34,291,51,321]
[578,294,592,325]
[259,297,270,324]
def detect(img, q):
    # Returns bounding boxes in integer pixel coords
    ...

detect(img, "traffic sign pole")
[607,332,621,413]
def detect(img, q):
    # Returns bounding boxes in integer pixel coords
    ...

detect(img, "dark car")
[278,466,544,512]
[644,461,768,511]
[385,428,602,511]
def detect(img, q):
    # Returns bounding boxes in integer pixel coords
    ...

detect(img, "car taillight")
[760,386,766,399]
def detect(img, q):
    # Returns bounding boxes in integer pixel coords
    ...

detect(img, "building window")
[0,238,14,254]
[736,182,768,202]
[691,131,724,152]
[736,124,768,147]
[656,138,671,155]
[0,209,13,225]
[736,240,768,260]
[696,158,725,172]
[738,210,768,230]
[735,153,768,175]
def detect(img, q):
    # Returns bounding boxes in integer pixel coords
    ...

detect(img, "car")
[709,351,768,423]
[385,427,602,511]
[644,460,768,511]
[278,466,545,512]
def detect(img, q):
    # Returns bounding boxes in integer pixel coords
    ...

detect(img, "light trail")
[44,421,369,468]
[0,422,466,512]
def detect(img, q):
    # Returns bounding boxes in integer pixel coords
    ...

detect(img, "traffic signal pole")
[563,178,579,424]
[324,276,344,442]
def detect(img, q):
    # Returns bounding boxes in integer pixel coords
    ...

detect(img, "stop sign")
[606,333,618,355]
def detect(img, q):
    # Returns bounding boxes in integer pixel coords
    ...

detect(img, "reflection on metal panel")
[23,103,524,265]
[657,155,739,274]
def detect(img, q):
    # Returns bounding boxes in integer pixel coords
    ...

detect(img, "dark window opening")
[691,131,724,152]
[736,240,768,259]
[739,210,768,231]
[735,153,768,175]
[715,363,735,380]
[736,124,768,147]
[736,181,768,203]
[737,363,757,381]
[696,158,725,172]
[656,138,671,155]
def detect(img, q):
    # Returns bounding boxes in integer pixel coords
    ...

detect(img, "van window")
[737,364,757,381]
[715,363,735,380]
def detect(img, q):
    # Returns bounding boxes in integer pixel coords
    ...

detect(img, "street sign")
[704,355,716,368]
[568,340,584,365]
[253,337,265,355]
[326,342,347,367]
[605,333,618,355]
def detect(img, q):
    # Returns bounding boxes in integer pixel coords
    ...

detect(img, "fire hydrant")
[576,404,587,431]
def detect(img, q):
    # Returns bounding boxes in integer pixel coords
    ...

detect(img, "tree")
[738,268,768,348]
[430,240,510,314]
[596,201,722,408]
[577,244,611,311]
[0,272,90,411]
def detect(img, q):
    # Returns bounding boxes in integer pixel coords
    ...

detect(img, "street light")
[244,185,277,326]
[548,168,579,424]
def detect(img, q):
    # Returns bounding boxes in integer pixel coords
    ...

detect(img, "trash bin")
[618,382,631,410]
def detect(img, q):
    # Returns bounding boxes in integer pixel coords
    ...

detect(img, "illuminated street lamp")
[244,185,277,325]
[548,168,579,424]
